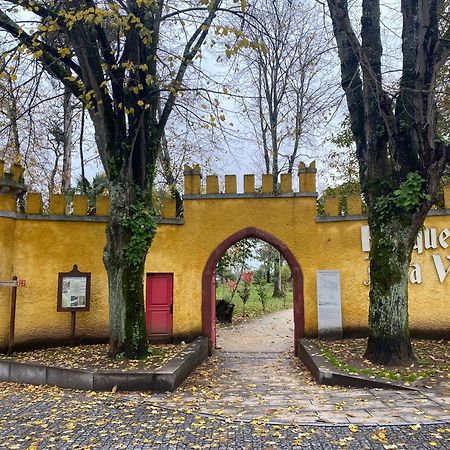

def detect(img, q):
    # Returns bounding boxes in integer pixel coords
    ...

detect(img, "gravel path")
[216,308,294,352]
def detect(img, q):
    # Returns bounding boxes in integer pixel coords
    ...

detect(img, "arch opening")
[202,227,304,355]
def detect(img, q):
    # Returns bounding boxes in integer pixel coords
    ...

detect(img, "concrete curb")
[0,337,208,392]
[298,338,418,391]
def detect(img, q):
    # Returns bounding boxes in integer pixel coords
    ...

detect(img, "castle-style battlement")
[0,161,26,211]
[320,184,450,218]
[23,193,111,217]
[183,162,317,197]
[1,161,449,221]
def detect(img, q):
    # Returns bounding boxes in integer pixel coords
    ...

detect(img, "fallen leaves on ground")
[316,338,450,392]
[0,343,185,371]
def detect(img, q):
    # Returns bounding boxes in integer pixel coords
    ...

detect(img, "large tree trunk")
[364,214,417,365]
[103,179,156,358]
[326,0,449,365]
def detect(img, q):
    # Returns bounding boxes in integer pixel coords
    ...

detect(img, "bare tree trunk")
[257,66,271,174]
[48,149,62,196]
[229,263,244,303]
[272,252,283,298]
[79,105,88,194]
[159,130,183,216]
[266,265,271,283]
[62,87,73,195]
[6,77,20,156]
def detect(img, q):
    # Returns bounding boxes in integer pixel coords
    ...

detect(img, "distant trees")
[0,47,98,197]
[237,0,336,189]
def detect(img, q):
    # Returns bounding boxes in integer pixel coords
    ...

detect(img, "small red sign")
[18,280,26,287]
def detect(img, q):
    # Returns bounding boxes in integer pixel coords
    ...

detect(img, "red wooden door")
[146,273,173,343]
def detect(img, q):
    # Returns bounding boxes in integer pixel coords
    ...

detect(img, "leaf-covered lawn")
[216,285,293,325]
[1,343,185,371]
[316,338,450,390]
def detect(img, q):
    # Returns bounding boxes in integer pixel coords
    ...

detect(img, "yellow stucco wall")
[0,215,15,347]
[0,166,449,351]
[315,216,450,336]
[9,219,109,347]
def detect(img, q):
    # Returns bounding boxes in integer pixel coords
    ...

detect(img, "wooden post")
[70,311,76,347]
[8,276,17,354]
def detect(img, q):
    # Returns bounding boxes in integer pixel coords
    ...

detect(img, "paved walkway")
[0,309,449,448]
[174,308,448,425]
[148,309,449,426]
[0,384,448,449]
[216,308,294,352]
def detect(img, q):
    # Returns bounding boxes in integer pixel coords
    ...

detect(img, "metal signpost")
[0,276,26,354]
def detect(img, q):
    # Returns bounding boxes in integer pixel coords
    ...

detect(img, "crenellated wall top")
[0,161,26,197]
[1,160,448,222]
[183,161,317,197]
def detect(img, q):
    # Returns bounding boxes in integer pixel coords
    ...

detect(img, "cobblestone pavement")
[0,310,449,448]
[0,382,449,449]
[148,351,450,426]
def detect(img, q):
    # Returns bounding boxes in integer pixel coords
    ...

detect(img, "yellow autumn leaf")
[58,47,71,57]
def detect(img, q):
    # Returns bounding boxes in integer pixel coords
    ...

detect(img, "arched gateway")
[1,161,449,352]
[202,227,304,355]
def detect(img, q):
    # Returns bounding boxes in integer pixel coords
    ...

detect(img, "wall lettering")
[432,255,450,284]
[409,263,422,284]
[361,225,449,285]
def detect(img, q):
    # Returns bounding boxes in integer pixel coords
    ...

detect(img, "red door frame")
[202,227,304,355]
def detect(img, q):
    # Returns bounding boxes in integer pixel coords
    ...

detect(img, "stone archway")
[202,227,304,355]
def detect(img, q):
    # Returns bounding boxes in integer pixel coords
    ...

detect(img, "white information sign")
[0,280,18,288]
[316,270,342,338]
[61,277,87,308]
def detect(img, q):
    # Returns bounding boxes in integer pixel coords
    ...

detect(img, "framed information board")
[57,265,91,312]
[316,270,342,338]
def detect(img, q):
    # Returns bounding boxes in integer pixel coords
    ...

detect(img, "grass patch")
[216,283,293,321]
[316,339,450,385]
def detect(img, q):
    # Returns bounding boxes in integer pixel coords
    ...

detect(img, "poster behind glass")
[61,276,87,308]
